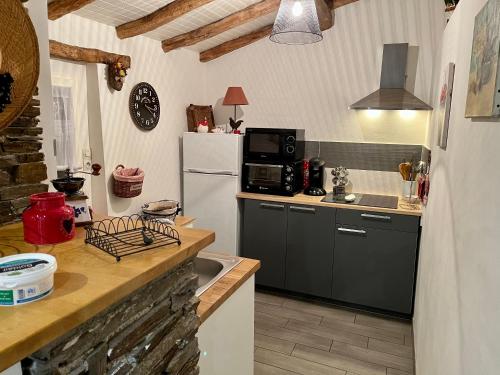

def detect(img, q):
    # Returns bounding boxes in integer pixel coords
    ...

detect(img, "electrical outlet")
[82,149,92,172]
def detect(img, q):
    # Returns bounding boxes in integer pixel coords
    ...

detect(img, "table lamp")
[223,87,249,133]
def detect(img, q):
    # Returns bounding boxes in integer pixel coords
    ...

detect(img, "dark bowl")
[51,177,85,195]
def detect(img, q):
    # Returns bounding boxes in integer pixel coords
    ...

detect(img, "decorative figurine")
[331,166,349,197]
[229,117,244,133]
[108,62,128,91]
[444,0,459,11]
[196,117,210,133]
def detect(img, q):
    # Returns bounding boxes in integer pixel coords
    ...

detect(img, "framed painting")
[438,63,455,150]
[465,0,500,118]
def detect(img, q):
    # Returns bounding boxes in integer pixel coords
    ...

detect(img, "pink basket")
[112,165,144,198]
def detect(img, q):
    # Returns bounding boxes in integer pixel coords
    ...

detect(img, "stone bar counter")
[0,217,214,374]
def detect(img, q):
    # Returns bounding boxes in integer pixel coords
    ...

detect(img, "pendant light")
[270,0,323,45]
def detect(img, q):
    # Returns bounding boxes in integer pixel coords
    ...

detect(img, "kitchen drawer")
[336,208,419,233]
[332,224,418,314]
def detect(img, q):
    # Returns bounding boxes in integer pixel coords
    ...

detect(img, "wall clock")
[129,82,160,131]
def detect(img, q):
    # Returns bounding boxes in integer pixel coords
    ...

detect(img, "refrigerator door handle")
[185,168,237,176]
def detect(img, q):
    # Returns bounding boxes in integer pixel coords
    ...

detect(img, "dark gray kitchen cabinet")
[242,199,287,288]
[332,223,418,314]
[285,205,335,298]
[240,197,420,316]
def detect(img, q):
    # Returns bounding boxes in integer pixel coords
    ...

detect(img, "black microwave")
[243,128,305,162]
[242,160,303,196]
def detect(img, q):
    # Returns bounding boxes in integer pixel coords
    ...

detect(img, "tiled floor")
[254,291,414,375]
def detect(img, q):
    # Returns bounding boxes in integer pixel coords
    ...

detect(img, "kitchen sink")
[194,251,242,296]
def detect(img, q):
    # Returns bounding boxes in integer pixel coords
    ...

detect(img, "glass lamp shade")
[270,0,323,45]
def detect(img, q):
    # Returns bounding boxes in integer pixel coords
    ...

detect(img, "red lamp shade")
[223,87,249,106]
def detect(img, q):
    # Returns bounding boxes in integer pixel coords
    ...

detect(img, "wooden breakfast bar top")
[0,218,214,372]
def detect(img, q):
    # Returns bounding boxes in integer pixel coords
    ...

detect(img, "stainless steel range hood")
[350,43,433,111]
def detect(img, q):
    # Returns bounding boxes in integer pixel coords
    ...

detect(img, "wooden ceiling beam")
[49,40,131,69]
[200,25,274,62]
[333,0,359,7]
[162,0,281,53]
[48,0,95,21]
[316,0,334,31]
[116,0,216,40]
[199,0,358,63]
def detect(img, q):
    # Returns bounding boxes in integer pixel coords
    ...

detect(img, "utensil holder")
[401,180,417,202]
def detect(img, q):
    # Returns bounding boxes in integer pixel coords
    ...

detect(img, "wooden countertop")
[197,258,260,324]
[237,192,422,217]
[0,217,214,372]
[173,216,195,227]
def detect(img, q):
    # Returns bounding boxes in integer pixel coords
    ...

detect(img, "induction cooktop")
[321,193,399,209]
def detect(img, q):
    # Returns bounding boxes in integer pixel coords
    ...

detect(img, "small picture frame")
[438,63,455,150]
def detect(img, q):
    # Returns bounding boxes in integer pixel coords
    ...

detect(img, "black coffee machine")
[304,157,326,196]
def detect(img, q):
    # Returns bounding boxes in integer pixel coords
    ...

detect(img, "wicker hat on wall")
[0,0,40,130]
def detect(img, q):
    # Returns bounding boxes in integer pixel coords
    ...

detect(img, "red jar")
[22,192,75,244]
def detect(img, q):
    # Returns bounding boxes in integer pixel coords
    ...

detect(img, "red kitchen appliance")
[22,192,75,244]
[303,159,310,190]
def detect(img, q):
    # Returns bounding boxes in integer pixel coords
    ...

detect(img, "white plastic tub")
[0,253,57,306]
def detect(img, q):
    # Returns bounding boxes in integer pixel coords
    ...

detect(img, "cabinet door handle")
[337,227,367,235]
[246,163,283,168]
[361,213,391,221]
[260,203,285,210]
[290,206,316,213]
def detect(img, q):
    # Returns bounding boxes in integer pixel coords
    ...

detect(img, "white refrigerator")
[182,132,244,256]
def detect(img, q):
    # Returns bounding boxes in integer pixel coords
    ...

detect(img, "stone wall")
[0,89,48,225]
[22,259,201,375]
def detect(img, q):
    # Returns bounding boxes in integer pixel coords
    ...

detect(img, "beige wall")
[49,15,206,216]
[204,0,443,145]
[44,0,446,213]
[414,1,500,374]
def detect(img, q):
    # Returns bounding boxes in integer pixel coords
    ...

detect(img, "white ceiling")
[65,0,278,52]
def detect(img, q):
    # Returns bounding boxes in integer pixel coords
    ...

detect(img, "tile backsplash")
[323,169,403,197]
[305,141,429,172]
[306,141,429,197]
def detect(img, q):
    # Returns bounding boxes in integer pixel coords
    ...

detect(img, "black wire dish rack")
[85,215,181,262]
